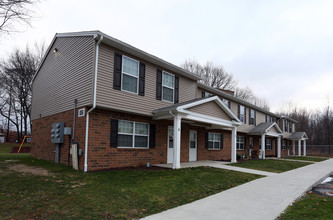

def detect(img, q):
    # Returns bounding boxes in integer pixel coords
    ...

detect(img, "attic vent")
[78,108,85,117]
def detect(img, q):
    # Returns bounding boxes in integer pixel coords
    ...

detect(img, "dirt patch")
[3,160,19,163]
[8,164,50,176]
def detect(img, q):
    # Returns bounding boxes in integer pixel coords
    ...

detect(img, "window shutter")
[254,110,257,126]
[174,76,179,103]
[244,107,247,124]
[220,133,223,149]
[228,101,231,109]
[156,69,162,100]
[205,132,208,149]
[202,91,205,98]
[110,119,118,148]
[149,124,156,148]
[238,104,240,120]
[138,62,145,96]
[113,53,122,90]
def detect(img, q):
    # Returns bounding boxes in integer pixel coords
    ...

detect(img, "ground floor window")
[236,136,245,150]
[282,140,286,150]
[208,133,220,150]
[265,139,272,150]
[118,120,149,148]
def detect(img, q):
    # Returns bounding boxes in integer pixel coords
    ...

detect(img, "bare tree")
[0,44,41,141]
[0,0,39,34]
[181,59,238,90]
[235,86,270,110]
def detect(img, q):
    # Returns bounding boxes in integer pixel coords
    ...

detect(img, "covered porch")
[249,122,283,159]
[289,132,308,156]
[153,96,241,169]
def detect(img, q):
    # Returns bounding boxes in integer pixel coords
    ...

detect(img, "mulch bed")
[10,147,31,153]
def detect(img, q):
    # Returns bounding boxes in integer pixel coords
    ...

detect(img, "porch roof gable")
[249,122,283,136]
[289,132,308,140]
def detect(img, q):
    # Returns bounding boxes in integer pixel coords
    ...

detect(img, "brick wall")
[32,108,234,171]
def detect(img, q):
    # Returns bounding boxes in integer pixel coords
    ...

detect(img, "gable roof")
[198,83,281,118]
[32,30,201,83]
[153,96,241,125]
[249,122,283,135]
[289,132,308,140]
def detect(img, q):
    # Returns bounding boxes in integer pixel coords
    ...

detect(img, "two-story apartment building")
[31,31,308,172]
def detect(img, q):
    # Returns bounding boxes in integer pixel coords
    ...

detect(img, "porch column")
[231,127,237,163]
[173,113,182,169]
[277,136,281,158]
[261,133,265,159]
[303,140,306,156]
[298,139,301,156]
[292,140,295,155]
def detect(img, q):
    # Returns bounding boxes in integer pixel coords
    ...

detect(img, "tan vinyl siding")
[96,43,197,115]
[187,102,231,121]
[256,111,266,125]
[31,36,95,120]
[268,126,278,133]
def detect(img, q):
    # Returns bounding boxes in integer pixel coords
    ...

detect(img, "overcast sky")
[1,0,332,113]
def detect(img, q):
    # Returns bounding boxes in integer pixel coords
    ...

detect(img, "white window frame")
[162,71,175,103]
[208,132,220,150]
[250,109,255,125]
[236,136,245,150]
[239,105,245,123]
[265,139,272,150]
[282,140,286,150]
[118,120,149,149]
[121,55,139,94]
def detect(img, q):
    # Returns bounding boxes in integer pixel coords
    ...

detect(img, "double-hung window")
[162,71,174,102]
[265,139,271,150]
[208,133,220,150]
[236,136,245,150]
[122,56,139,93]
[239,105,245,123]
[250,109,255,125]
[118,120,149,148]
[284,120,288,132]
[282,140,286,150]
[266,115,271,122]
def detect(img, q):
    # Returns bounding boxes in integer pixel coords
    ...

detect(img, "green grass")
[0,144,262,219]
[229,159,311,173]
[283,156,328,162]
[279,192,333,219]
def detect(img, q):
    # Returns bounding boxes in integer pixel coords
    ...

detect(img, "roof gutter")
[84,35,103,172]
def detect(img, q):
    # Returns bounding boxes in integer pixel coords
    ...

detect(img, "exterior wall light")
[54,48,58,53]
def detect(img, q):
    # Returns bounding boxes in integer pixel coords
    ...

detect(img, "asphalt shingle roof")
[249,122,275,133]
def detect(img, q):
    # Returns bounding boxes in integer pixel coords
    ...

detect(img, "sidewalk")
[145,159,333,220]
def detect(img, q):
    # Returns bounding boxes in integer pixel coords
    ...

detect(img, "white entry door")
[189,130,197,162]
[167,126,174,163]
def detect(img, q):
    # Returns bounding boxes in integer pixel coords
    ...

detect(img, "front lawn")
[0,149,262,219]
[229,159,311,173]
[283,156,328,162]
[279,192,333,219]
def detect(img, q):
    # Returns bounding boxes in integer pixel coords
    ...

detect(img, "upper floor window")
[236,136,245,150]
[249,109,255,125]
[239,105,245,123]
[222,98,230,109]
[289,122,292,133]
[266,115,271,122]
[162,71,174,102]
[265,139,271,150]
[122,56,139,94]
[284,120,288,132]
[207,133,221,150]
[272,117,277,123]
[118,120,149,148]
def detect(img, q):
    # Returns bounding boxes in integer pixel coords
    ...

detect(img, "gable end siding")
[188,102,232,121]
[31,36,95,120]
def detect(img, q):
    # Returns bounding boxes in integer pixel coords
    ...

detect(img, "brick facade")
[31,108,234,171]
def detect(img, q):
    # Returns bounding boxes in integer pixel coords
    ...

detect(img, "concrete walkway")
[145,159,333,220]
[154,160,277,177]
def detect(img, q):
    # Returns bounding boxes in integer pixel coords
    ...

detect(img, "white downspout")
[84,35,103,172]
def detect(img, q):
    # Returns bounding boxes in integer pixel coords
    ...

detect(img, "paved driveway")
[147,159,333,220]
